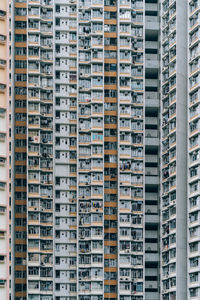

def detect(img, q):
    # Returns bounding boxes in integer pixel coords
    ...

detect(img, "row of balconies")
[54,69,144,80]
[28,135,52,144]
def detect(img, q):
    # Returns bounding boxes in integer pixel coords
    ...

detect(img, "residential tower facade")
[8,0,199,300]
[10,0,162,299]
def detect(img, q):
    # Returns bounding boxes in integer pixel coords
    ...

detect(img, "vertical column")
[77,0,104,299]
[11,1,28,298]
[118,0,145,299]
[144,1,160,299]
[0,0,9,299]
[27,0,54,298]
[187,0,200,299]
[54,0,78,298]
[160,0,187,299]
[104,0,117,299]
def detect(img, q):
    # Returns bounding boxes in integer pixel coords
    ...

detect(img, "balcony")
[145,176,159,185]
[145,58,159,70]
[145,16,159,31]
[145,136,159,147]
[145,3,157,12]
[145,214,159,224]
[146,253,159,263]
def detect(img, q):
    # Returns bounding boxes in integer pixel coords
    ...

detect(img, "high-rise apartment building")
[9,0,161,299]
[7,0,200,300]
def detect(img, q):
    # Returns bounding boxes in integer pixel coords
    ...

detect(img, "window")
[0,280,6,286]
[0,83,6,90]
[190,288,198,297]
[0,10,6,17]
[190,167,198,177]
